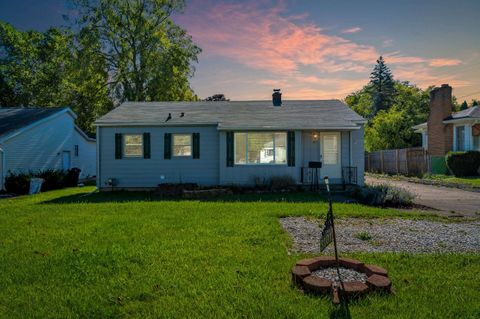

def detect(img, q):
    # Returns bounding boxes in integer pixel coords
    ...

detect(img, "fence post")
[395,149,399,174]
[380,150,384,173]
[406,149,410,176]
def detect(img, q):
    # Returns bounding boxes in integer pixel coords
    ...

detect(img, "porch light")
[312,132,319,142]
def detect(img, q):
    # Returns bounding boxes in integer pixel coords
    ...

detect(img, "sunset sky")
[1,0,479,101]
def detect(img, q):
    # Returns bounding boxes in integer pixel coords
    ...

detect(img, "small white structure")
[0,107,96,190]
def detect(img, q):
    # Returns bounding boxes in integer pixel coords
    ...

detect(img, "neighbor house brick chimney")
[272,89,282,106]
[427,84,453,156]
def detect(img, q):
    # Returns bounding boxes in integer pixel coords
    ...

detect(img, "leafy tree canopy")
[346,81,431,152]
[71,0,201,102]
[0,21,112,133]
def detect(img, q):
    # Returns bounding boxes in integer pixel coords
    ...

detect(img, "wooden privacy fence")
[365,147,430,176]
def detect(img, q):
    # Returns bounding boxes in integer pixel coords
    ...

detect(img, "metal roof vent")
[272,89,282,106]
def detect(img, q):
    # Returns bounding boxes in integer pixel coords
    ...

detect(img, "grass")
[0,187,479,318]
[425,174,480,188]
[367,172,480,189]
[355,231,373,241]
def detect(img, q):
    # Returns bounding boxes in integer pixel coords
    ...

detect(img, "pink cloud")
[178,0,468,99]
[342,27,362,34]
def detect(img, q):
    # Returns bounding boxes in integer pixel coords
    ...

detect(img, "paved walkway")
[365,175,480,217]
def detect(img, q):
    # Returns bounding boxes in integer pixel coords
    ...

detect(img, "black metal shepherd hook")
[322,177,351,318]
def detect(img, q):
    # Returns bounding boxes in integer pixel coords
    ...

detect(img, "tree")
[72,0,201,102]
[346,81,430,152]
[460,100,469,110]
[369,56,395,117]
[205,94,229,101]
[0,21,112,133]
[472,99,479,107]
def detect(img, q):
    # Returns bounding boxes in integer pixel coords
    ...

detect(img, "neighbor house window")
[74,145,79,157]
[234,132,287,164]
[173,134,192,156]
[456,126,465,151]
[124,134,143,157]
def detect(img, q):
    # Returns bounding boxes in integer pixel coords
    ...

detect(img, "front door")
[62,151,71,171]
[320,132,341,179]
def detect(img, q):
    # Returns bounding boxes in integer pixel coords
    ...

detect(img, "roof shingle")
[95,100,365,130]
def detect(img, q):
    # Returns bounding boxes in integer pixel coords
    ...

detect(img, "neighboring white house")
[0,107,96,190]
[94,91,366,190]
[413,105,480,152]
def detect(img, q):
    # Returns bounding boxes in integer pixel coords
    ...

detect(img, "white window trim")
[234,132,288,166]
[453,124,472,151]
[172,133,192,157]
[123,134,143,158]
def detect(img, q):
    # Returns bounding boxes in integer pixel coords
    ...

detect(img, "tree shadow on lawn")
[41,190,332,204]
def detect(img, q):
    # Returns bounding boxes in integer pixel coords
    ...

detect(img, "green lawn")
[425,174,480,188]
[0,187,479,318]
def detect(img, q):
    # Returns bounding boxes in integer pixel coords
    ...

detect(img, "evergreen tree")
[460,100,469,110]
[472,100,479,107]
[369,56,395,117]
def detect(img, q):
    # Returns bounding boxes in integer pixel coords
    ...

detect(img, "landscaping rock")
[302,275,332,293]
[280,217,480,253]
[367,274,392,292]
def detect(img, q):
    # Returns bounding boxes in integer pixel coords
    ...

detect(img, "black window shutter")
[143,133,151,159]
[192,133,200,159]
[164,133,172,159]
[226,131,234,167]
[287,131,295,167]
[115,133,122,159]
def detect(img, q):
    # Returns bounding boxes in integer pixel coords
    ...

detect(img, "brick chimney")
[427,84,453,156]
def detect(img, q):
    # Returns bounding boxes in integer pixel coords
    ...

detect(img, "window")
[173,134,192,156]
[234,132,287,165]
[74,145,79,157]
[124,134,143,157]
[456,126,465,151]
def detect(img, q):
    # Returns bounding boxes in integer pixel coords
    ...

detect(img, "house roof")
[95,100,366,130]
[0,107,72,139]
[412,106,480,130]
[444,105,480,121]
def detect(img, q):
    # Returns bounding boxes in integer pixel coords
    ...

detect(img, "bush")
[446,151,480,177]
[270,175,296,191]
[4,172,31,195]
[352,184,415,207]
[4,168,81,195]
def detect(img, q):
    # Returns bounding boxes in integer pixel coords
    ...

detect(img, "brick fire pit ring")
[292,256,392,301]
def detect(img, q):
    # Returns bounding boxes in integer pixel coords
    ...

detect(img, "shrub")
[445,151,480,177]
[353,184,414,207]
[4,172,31,195]
[4,168,81,195]
[270,175,296,191]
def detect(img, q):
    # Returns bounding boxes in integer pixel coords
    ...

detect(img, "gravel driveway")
[280,217,480,253]
[366,175,480,217]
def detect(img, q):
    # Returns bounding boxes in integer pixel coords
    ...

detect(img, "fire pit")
[292,256,392,301]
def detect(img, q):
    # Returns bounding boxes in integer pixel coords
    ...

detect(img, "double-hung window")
[173,134,192,156]
[124,134,143,157]
[234,132,287,164]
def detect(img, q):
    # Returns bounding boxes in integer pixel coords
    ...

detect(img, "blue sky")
[1,0,479,101]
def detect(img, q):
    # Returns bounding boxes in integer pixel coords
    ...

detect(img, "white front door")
[320,132,341,179]
[62,151,71,171]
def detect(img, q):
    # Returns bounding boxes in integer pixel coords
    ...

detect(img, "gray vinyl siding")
[350,125,365,186]
[98,126,364,188]
[98,126,219,188]
[218,130,302,186]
